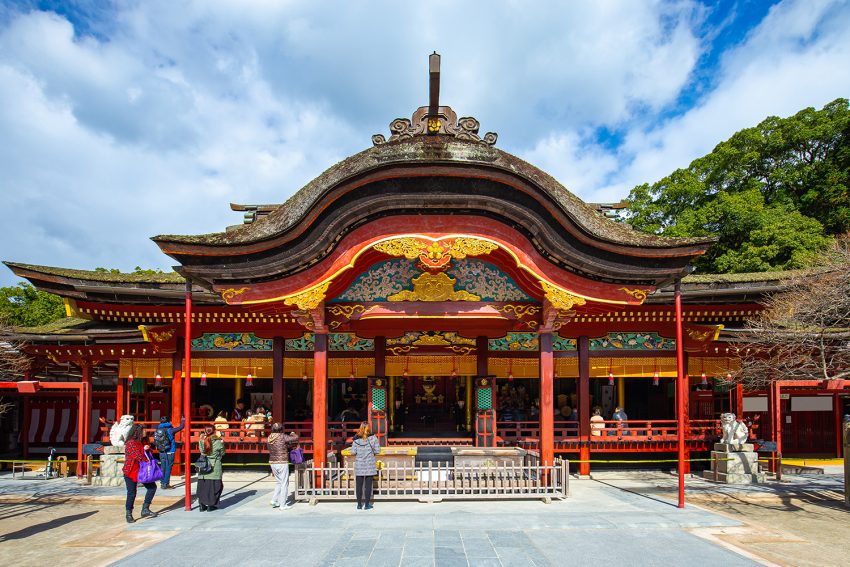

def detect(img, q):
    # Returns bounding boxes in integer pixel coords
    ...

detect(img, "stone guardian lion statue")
[109,415,135,448]
[720,412,748,445]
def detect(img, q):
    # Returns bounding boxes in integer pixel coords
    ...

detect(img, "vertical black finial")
[428,52,441,131]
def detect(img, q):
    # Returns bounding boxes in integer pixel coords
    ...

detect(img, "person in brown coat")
[267,422,299,508]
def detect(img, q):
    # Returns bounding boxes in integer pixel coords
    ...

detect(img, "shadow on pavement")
[0,510,98,542]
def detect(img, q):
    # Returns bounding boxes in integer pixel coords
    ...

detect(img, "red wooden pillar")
[674,280,686,508]
[770,380,783,480]
[273,337,284,422]
[539,331,554,468]
[172,348,183,426]
[682,352,691,475]
[81,363,93,447]
[313,332,328,468]
[834,394,843,458]
[21,395,30,458]
[183,279,193,511]
[734,383,744,418]
[116,378,125,419]
[578,336,591,475]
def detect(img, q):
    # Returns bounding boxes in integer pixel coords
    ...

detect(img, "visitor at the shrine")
[231,400,247,422]
[267,422,299,509]
[338,400,360,422]
[612,406,629,435]
[122,423,157,523]
[349,421,380,510]
[246,408,267,438]
[197,425,225,511]
[590,406,605,436]
[154,415,185,490]
[214,410,229,437]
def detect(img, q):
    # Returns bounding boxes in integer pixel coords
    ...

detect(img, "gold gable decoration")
[283,281,331,311]
[388,272,480,302]
[372,236,499,270]
[540,281,587,311]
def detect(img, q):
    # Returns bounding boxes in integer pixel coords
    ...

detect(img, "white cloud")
[2,0,846,286]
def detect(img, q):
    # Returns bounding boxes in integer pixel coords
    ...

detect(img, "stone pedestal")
[92,445,126,487]
[702,443,765,484]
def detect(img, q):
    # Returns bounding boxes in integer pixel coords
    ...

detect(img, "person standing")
[123,423,157,523]
[154,415,185,489]
[197,425,225,511]
[348,421,380,510]
[267,422,299,509]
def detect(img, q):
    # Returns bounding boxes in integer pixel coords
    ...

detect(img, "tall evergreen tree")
[627,99,849,273]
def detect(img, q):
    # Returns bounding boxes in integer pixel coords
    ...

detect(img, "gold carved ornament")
[220,287,249,302]
[372,238,424,260]
[387,345,415,355]
[372,236,499,269]
[447,237,498,259]
[412,334,451,347]
[283,281,332,311]
[540,281,587,311]
[388,272,480,302]
[620,287,651,303]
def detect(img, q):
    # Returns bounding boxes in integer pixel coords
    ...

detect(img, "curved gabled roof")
[150,131,714,292]
[154,136,711,251]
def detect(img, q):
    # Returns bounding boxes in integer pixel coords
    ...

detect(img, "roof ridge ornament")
[372,52,497,147]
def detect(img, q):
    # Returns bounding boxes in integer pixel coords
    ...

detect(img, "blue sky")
[1,0,849,286]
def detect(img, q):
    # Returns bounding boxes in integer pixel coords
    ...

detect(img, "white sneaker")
[282,502,294,509]
[270,500,279,508]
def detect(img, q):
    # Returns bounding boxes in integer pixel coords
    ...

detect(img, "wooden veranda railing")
[101,418,748,454]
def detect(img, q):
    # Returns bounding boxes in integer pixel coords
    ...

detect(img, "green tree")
[0,283,66,327]
[627,98,850,273]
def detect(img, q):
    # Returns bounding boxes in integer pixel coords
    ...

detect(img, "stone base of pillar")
[91,445,127,487]
[702,444,765,484]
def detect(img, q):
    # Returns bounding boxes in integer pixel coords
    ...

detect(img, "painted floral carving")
[334,259,420,302]
[589,332,675,350]
[448,260,532,302]
[191,333,272,351]
[488,332,539,351]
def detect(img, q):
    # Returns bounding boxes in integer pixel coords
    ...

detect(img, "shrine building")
[3,54,848,473]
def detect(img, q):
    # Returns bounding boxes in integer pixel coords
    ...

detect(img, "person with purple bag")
[122,423,158,523]
[267,422,299,509]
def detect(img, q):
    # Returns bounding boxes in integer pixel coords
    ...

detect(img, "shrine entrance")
[395,375,467,436]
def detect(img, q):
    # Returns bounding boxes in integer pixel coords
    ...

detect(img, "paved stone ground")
[2,469,846,566]
[109,472,755,567]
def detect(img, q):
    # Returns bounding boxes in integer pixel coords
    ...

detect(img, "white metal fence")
[294,457,569,502]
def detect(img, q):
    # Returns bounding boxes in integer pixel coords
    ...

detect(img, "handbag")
[289,446,304,464]
[137,450,164,483]
[195,454,213,475]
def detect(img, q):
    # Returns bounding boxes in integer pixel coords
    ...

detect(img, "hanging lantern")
[302,372,308,382]
[700,372,708,386]
[200,371,208,387]
[246,372,254,387]
[127,373,134,386]
[727,372,733,380]
[608,371,615,386]
[652,371,660,387]
[154,373,162,388]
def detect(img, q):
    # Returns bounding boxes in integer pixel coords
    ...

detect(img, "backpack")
[153,428,171,453]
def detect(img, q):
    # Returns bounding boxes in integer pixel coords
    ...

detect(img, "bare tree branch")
[731,234,850,390]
